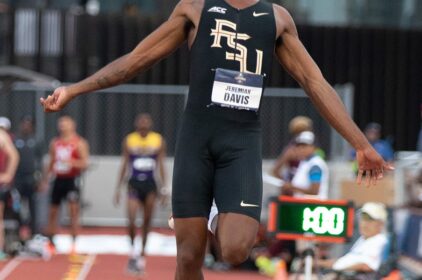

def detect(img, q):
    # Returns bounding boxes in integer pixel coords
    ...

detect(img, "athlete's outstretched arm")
[273,5,393,185]
[40,1,193,112]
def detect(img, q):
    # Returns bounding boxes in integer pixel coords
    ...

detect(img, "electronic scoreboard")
[267,196,355,243]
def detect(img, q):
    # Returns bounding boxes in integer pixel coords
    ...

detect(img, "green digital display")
[276,202,350,238]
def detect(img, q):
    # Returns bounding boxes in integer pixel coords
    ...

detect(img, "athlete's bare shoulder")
[171,0,204,24]
[271,4,298,40]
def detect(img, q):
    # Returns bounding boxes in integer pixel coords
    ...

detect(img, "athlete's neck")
[137,130,149,138]
[60,132,76,141]
[223,0,259,10]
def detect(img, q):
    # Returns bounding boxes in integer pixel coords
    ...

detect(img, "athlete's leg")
[45,205,59,239]
[68,201,79,242]
[216,213,259,265]
[46,179,62,243]
[172,113,215,279]
[140,191,156,257]
[211,120,263,265]
[127,197,140,252]
[174,218,208,280]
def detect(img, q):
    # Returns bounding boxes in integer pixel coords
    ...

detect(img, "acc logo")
[208,6,227,14]
[302,207,345,236]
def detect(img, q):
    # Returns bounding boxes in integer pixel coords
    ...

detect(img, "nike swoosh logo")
[253,12,269,17]
[240,201,260,207]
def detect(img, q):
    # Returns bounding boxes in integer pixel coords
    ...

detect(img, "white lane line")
[76,254,96,280]
[0,258,22,280]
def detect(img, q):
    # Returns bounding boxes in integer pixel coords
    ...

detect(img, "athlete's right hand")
[40,86,74,112]
[113,191,121,207]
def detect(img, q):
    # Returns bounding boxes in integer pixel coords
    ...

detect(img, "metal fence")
[0,82,354,159]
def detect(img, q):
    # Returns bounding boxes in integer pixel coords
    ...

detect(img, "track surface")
[0,227,269,280]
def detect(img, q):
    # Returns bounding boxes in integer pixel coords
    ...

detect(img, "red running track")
[0,254,270,280]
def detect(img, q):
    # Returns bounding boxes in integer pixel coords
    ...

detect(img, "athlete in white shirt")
[318,202,388,273]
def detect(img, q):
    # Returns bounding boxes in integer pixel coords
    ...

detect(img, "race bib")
[133,158,156,171]
[211,68,264,111]
[54,161,71,173]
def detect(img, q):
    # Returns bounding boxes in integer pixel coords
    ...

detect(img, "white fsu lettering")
[210,19,263,74]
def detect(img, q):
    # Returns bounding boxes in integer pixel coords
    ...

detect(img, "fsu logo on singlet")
[210,19,263,74]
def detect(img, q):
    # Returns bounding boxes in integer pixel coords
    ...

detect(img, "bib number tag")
[211,68,264,112]
[133,158,156,171]
[54,161,71,173]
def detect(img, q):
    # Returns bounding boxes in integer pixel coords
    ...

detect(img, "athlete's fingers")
[356,169,364,185]
[383,162,395,171]
[365,170,371,187]
[370,169,378,186]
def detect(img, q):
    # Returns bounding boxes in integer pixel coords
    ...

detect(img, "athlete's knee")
[220,241,251,265]
[177,247,204,269]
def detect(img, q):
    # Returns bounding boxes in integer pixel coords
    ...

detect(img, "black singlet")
[186,0,277,121]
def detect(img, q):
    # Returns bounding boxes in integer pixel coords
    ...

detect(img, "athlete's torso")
[52,135,82,178]
[187,0,276,121]
[126,131,162,181]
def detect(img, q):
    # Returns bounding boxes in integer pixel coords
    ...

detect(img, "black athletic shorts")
[128,178,157,203]
[50,177,80,206]
[0,186,9,203]
[172,111,263,221]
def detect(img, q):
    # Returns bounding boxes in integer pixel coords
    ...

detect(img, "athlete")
[41,115,89,254]
[40,0,394,279]
[114,113,167,275]
[0,119,19,260]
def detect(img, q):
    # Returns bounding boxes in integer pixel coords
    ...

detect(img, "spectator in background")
[255,131,329,276]
[318,202,388,279]
[271,116,314,182]
[0,117,19,260]
[41,115,89,255]
[14,115,43,237]
[282,131,329,199]
[352,122,394,163]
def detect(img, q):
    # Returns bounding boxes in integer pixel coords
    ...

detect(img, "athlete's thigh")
[217,212,259,251]
[141,190,156,222]
[127,197,140,223]
[65,178,80,203]
[213,124,263,221]
[172,114,214,218]
[50,179,65,206]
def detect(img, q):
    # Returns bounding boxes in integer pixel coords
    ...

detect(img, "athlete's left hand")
[355,146,394,187]
[158,187,170,206]
[40,86,74,112]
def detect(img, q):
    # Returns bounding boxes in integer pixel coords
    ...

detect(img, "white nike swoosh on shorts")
[240,201,260,207]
